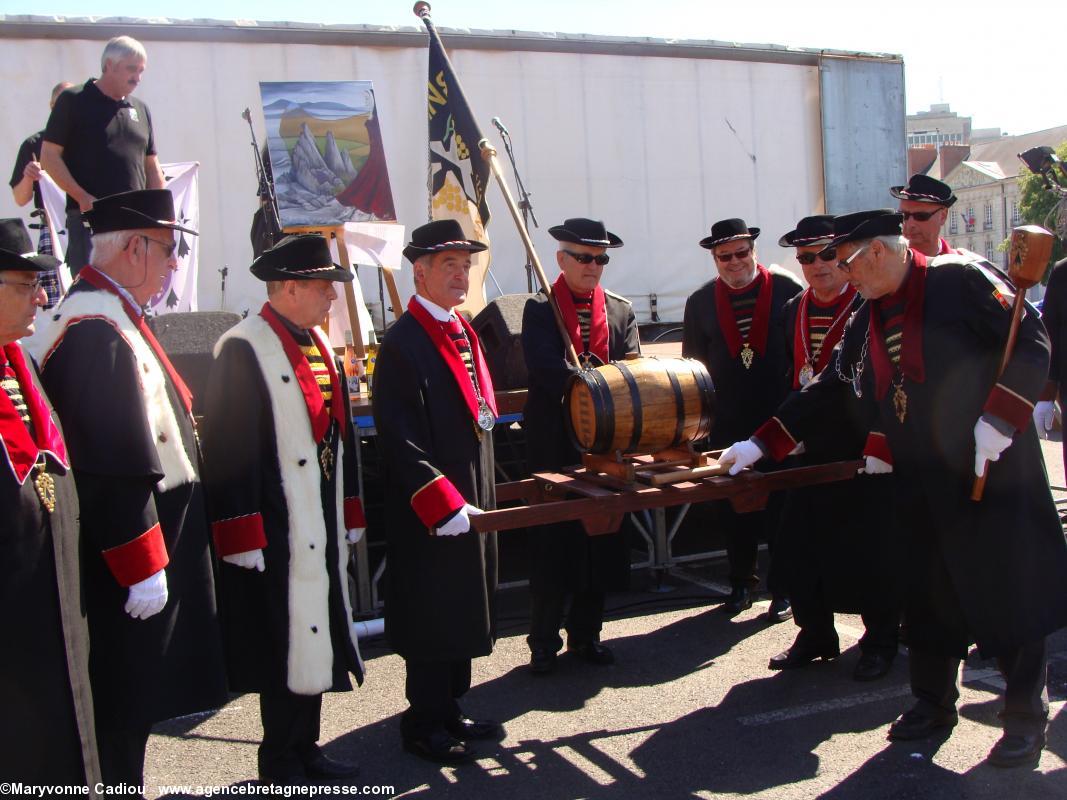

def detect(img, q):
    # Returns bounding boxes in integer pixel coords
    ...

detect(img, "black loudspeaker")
[470,293,535,390]
[148,311,243,415]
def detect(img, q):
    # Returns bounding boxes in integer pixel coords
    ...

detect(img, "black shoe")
[303,752,360,780]
[887,708,958,741]
[567,642,615,665]
[853,651,894,682]
[445,716,505,741]
[259,770,310,787]
[765,596,792,623]
[768,636,839,670]
[986,732,1045,768]
[721,586,753,616]
[530,648,557,674]
[403,730,474,765]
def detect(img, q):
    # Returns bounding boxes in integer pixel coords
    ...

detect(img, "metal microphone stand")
[498,126,538,293]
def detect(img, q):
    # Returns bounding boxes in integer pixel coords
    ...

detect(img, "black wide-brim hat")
[548,217,623,248]
[889,173,957,207]
[250,234,353,283]
[403,219,488,264]
[85,189,198,236]
[0,217,59,271]
[822,209,904,249]
[699,218,760,250]
[778,215,835,248]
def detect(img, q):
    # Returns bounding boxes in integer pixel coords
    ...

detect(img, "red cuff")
[1040,380,1058,402]
[862,432,893,465]
[752,417,798,462]
[983,383,1034,432]
[344,496,366,529]
[212,512,268,558]
[102,523,170,587]
[411,475,464,528]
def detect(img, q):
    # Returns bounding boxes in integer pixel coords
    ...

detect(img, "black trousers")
[527,586,606,653]
[401,659,471,740]
[909,639,1049,735]
[791,579,900,657]
[63,208,92,277]
[724,493,786,594]
[94,704,151,792]
[259,691,323,779]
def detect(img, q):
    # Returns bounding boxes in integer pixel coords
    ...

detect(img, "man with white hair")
[30,189,226,789]
[41,35,163,277]
[721,209,1067,768]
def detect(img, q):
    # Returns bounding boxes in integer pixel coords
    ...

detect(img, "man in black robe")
[1034,256,1067,474]
[201,234,365,785]
[0,218,99,784]
[723,209,1067,768]
[30,190,227,789]
[682,218,802,617]
[769,215,901,681]
[891,174,960,258]
[522,217,640,674]
[372,220,502,765]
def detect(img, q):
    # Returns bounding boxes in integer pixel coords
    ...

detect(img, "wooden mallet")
[972,224,1056,500]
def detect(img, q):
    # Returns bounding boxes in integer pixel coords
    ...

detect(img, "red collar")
[0,343,69,485]
[407,297,497,422]
[714,264,773,358]
[260,303,347,443]
[869,250,928,400]
[938,238,959,256]
[791,285,857,389]
[551,273,609,364]
[77,266,194,415]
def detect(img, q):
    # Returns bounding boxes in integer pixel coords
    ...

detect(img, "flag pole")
[413,2,581,368]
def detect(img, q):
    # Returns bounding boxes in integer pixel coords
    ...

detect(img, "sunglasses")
[835,243,870,274]
[0,276,43,293]
[563,250,610,266]
[796,248,837,265]
[900,209,942,222]
[714,246,752,263]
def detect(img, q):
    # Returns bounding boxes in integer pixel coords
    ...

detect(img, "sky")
[1,0,1063,136]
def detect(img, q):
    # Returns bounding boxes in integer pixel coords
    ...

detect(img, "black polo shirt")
[9,130,44,209]
[44,79,156,211]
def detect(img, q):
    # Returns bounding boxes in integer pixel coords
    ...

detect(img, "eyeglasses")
[563,251,610,266]
[139,235,177,259]
[0,276,44,293]
[900,209,942,222]
[714,246,752,263]
[835,243,870,274]
[796,248,837,265]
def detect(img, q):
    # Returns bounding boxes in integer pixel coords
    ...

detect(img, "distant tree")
[1015,140,1067,269]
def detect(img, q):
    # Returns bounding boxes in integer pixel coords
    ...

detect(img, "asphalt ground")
[145,439,1067,799]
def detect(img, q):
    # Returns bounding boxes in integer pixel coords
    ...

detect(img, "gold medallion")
[741,343,755,369]
[34,469,56,514]
[798,362,815,387]
[319,445,335,481]
[893,383,908,423]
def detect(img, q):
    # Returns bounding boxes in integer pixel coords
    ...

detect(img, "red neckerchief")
[791,284,857,389]
[551,273,609,364]
[714,264,773,358]
[78,266,194,415]
[869,250,928,400]
[938,238,959,256]
[0,343,69,484]
[407,297,498,422]
[260,303,347,443]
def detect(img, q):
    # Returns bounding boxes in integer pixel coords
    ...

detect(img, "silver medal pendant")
[477,400,496,431]
[798,362,815,387]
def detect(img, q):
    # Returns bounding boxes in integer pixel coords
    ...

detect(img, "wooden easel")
[284,225,403,357]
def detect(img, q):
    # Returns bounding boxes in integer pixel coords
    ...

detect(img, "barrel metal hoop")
[665,363,685,447]
[586,367,615,454]
[690,360,716,440]
[614,361,643,453]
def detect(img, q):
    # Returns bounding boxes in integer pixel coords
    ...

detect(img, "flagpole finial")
[413,2,432,18]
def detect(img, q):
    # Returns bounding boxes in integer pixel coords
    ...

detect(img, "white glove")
[435,503,483,536]
[346,528,365,544]
[223,548,266,572]
[974,418,1012,478]
[1033,400,1057,438]
[858,455,893,475]
[125,569,168,620]
[719,439,763,476]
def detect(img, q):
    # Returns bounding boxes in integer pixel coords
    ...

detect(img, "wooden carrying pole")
[413,1,580,368]
[972,225,1055,500]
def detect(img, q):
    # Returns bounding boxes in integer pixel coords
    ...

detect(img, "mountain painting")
[258,81,397,228]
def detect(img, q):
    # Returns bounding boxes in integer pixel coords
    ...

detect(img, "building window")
[1011,201,1021,225]
[965,207,975,233]
[949,210,958,234]
[984,204,993,230]
[985,240,994,261]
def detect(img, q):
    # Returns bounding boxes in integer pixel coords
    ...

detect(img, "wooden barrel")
[564,356,715,455]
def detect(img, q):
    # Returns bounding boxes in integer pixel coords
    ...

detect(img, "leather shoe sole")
[887,710,958,741]
[403,732,474,765]
[986,733,1045,768]
[445,716,505,741]
[853,652,894,682]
